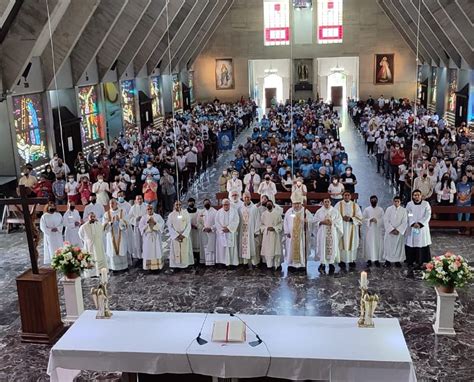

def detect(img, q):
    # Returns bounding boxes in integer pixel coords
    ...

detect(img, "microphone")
[196,311,211,345]
[229,313,263,347]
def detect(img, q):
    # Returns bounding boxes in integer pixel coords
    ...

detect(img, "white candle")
[360,271,368,288]
[100,268,108,283]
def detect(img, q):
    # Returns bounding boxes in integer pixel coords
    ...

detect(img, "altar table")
[47,310,416,382]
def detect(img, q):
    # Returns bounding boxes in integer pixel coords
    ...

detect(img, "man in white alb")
[103,199,129,271]
[62,202,82,247]
[128,195,147,263]
[197,199,217,266]
[167,201,194,270]
[215,199,240,267]
[238,192,261,266]
[79,212,108,278]
[362,195,384,268]
[260,200,283,269]
[139,204,165,270]
[383,195,408,268]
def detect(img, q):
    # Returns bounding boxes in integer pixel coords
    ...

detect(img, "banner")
[218,130,234,151]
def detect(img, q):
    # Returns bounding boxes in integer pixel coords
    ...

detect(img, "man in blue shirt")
[141,161,160,182]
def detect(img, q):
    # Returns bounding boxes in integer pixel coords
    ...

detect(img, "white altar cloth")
[47,310,416,382]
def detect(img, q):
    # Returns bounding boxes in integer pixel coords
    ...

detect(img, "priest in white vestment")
[405,189,432,268]
[128,195,147,261]
[260,200,283,269]
[103,199,129,271]
[314,198,343,274]
[187,198,201,260]
[238,192,261,266]
[83,193,105,220]
[62,202,82,247]
[215,199,240,266]
[139,204,165,270]
[40,202,64,264]
[167,201,194,269]
[362,195,385,267]
[335,192,362,270]
[383,196,408,267]
[92,176,110,206]
[229,190,244,210]
[283,194,313,270]
[197,199,217,265]
[79,212,108,278]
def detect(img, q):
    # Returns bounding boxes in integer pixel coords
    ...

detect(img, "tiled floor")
[0,114,472,381]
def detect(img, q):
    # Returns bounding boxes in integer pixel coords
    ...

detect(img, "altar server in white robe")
[79,212,108,278]
[215,199,240,266]
[238,192,261,266]
[314,198,343,275]
[283,194,313,270]
[362,195,385,267]
[335,191,363,270]
[383,196,408,267]
[229,190,244,210]
[92,176,110,206]
[260,200,283,269]
[405,189,432,268]
[83,193,105,221]
[62,202,82,247]
[197,199,217,266]
[187,198,201,261]
[40,202,64,264]
[167,201,194,269]
[128,195,147,261]
[139,204,165,270]
[103,199,129,271]
[117,191,133,263]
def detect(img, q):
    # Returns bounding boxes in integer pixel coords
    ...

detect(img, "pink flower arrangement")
[51,243,93,276]
[422,252,473,289]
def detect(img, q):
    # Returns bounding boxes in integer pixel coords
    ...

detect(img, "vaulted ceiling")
[377,0,474,69]
[0,0,233,92]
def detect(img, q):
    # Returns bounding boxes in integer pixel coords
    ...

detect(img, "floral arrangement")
[51,242,93,277]
[422,252,473,289]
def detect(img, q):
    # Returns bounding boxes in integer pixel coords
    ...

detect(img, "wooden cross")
[0,185,48,274]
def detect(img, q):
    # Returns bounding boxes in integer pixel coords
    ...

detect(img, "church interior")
[0,0,473,381]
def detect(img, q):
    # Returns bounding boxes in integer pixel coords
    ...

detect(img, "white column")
[433,288,458,336]
[61,277,84,323]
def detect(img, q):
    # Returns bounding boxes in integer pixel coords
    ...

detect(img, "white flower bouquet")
[51,242,93,278]
[422,252,473,292]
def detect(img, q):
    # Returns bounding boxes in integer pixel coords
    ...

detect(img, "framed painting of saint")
[215,58,235,90]
[374,54,394,85]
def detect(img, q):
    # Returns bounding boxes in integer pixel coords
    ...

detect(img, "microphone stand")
[196,312,210,345]
[229,313,262,347]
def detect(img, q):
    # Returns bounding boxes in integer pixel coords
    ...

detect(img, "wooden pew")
[430,205,474,235]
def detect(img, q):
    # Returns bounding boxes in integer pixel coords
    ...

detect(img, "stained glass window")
[317,0,343,44]
[150,76,163,119]
[172,74,183,111]
[447,68,457,113]
[78,85,103,146]
[430,67,437,105]
[12,94,48,166]
[120,79,137,135]
[189,71,195,105]
[264,0,290,46]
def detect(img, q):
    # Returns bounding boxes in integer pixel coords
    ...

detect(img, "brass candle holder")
[357,281,379,328]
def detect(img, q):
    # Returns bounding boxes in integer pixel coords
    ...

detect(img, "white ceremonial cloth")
[48,311,416,382]
[362,206,385,261]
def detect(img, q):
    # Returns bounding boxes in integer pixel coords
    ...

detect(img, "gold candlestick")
[357,281,379,328]
[91,280,113,319]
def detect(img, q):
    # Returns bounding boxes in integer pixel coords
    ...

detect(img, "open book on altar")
[212,320,246,343]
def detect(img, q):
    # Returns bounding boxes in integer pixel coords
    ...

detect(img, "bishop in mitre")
[314,198,343,275]
[362,195,385,267]
[283,194,313,270]
[167,201,194,269]
[383,195,408,267]
[335,191,362,271]
[79,212,108,277]
[260,200,283,269]
[197,199,217,266]
[139,203,165,270]
[239,192,261,266]
[128,195,147,261]
[215,198,240,267]
[103,198,129,271]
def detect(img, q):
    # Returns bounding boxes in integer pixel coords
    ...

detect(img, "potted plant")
[51,242,93,279]
[422,252,473,293]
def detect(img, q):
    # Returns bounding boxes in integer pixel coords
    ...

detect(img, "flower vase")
[437,285,455,294]
[65,272,80,280]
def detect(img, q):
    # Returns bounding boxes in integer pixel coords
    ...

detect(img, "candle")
[360,271,368,288]
[100,268,108,284]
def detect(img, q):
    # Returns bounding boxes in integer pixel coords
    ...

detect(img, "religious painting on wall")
[430,66,438,105]
[215,58,234,90]
[172,74,183,111]
[374,54,394,84]
[120,79,137,135]
[77,85,104,147]
[447,68,458,113]
[12,93,49,167]
[150,76,163,119]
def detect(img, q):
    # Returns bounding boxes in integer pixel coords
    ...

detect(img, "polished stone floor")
[0,115,473,381]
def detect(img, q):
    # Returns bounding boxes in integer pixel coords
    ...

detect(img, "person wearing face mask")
[39,202,63,265]
[383,196,408,268]
[141,161,160,183]
[226,170,243,198]
[52,176,67,205]
[187,198,201,263]
[79,212,108,278]
[328,176,344,205]
[128,195,147,262]
[18,165,38,196]
[103,199,130,272]
[260,200,283,270]
[434,173,456,205]
[257,174,277,203]
[218,169,231,192]
[291,177,307,204]
[65,175,80,204]
[62,202,82,247]
[167,201,194,270]
[197,199,217,266]
[243,168,261,193]
[413,171,435,200]
[340,167,357,194]
[139,203,165,271]
[77,176,92,205]
[362,196,384,268]
[142,175,158,212]
[238,192,261,267]
[92,175,110,206]
[215,199,240,267]
[116,190,131,214]
[42,165,56,182]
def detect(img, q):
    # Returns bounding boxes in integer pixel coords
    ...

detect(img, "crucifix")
[0,185,47,273]
[0,185,64,343]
